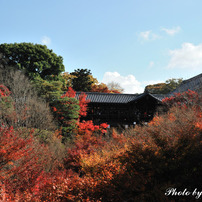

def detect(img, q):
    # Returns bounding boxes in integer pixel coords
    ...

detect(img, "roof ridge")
[168,73,202,96]
[76,91,140,96]
[181,73,202,84]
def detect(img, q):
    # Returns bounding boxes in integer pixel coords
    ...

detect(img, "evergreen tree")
[70,69,93,92]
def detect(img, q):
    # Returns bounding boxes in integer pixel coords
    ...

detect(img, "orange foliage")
[91,83,121,94]
[1,90,201,201]
[64,120,108,172]
[91,83,110,93]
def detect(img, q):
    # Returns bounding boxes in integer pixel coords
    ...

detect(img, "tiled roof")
[75,92,163,104]
[169,73,202,95]
[75,92,139,103]
[75,74,201,104]
[151,94,167,101]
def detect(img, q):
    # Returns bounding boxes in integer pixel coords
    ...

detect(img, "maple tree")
[0,126,52,201]
[1,88,201,201]
[56,90,201,201]
[162,89,200,108]
[64,120,108,172]
[0,85,61,200]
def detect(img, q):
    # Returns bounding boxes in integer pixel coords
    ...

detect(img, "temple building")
[75,73,201,128]
[76,92,163,127]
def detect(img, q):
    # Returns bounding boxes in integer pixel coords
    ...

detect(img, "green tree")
[50,89,80,141]
[60,72,76,91]
[33,77,63,103]
[144,78,183,94]
[0,43,65,80]
[70,69,93,92]
[165,78,183,92]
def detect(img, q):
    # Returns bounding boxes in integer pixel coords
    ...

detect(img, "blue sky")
[1,0,202,93]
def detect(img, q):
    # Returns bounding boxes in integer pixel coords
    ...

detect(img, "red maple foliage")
[64,120,108,172]
[162,89,200,108]
[61,87,76,98]
[1,86,201,201]
[60,87,90,118]
[78,92,90,117]
[0,126,51,200]
[0,85,11,97]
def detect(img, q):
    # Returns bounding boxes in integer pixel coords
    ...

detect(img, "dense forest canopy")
[0,43,65,80]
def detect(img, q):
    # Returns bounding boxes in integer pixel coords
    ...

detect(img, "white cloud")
[139,30,160,41]
[161,26,181,36]
[167,42,202,69]
[102,72,143,93]
[41,36,51,45]
[102,72,164,94]
[139,26,181,42]
[139,30,151,40]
